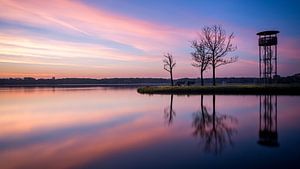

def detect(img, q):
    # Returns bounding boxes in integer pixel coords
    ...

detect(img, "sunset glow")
[0,0,299,78]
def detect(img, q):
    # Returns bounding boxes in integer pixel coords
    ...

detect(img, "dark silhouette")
[258,95,279,147]
[163,53,176,86]
[175,80,195,86]
[198,25,238,85]
[1,74,300,87]
[192,95,212,137]
[191,40,211,86]
[192,95,237,154]
[257,30,280,84]
[164,94,176,125]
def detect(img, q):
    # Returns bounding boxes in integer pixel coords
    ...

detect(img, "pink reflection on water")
[0,88,299,168]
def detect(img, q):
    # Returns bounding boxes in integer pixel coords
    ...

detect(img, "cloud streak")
[0,0,299,78]
[0,0,194,51]
[0,0,198,78]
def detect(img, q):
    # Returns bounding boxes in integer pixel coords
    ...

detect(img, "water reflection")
[258,95,279,147]
[1,88,300,169]
[192,95,238,154]
[164,94,176,125]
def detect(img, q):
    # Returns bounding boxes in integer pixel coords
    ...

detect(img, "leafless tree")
[199,25,238,85]
[163,53,176,86]
[191,40,211,86]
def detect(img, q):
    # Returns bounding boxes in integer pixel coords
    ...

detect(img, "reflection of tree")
[164,94,176,125]
[192,95,237,154]
[192,95,212,137]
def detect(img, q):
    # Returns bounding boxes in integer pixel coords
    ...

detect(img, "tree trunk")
[212,64,216,86]
[212,52,216,86]
[201,70,204,86]
[170,71,174,86]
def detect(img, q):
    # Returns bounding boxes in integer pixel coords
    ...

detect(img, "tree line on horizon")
[1,75,300,85]
[163,25,238,86]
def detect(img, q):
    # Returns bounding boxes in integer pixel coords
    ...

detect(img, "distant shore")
[0,83,164,88]
[137,84,300,95]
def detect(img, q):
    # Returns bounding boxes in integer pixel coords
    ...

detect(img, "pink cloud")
[0,0,299,78]
[0,0,201,78]
[0,0,195,52]
[279,37,300,60]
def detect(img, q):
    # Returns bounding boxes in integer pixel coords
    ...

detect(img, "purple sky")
[0,0,299,78]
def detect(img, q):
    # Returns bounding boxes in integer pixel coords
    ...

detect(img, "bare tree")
[199,25,238,85]
[191,40,211,86]
[163,53,176,86]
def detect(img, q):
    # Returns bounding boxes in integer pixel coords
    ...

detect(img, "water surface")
[0,87,300,169]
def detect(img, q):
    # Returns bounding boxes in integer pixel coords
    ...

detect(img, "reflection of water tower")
[257,31,279,83]
[258,95,279,147]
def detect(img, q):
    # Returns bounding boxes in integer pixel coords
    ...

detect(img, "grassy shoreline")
[137,84,300,95]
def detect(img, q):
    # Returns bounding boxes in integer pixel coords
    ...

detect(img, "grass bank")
[137,84,300,95]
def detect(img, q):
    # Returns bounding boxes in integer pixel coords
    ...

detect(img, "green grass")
[137,84,300,95]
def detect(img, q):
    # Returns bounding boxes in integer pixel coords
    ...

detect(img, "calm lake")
[0,87,300,169]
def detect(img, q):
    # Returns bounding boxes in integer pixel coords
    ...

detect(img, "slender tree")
[200,25,238,85]
[191,40,211,86]
[163,53,176,86]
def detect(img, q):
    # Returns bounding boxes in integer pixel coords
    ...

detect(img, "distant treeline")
[0,74,299,86]
[0,78,169,86]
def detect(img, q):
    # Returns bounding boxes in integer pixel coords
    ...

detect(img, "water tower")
[257,30,279,83]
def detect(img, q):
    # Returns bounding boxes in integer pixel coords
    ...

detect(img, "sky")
[0,0,299,79]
